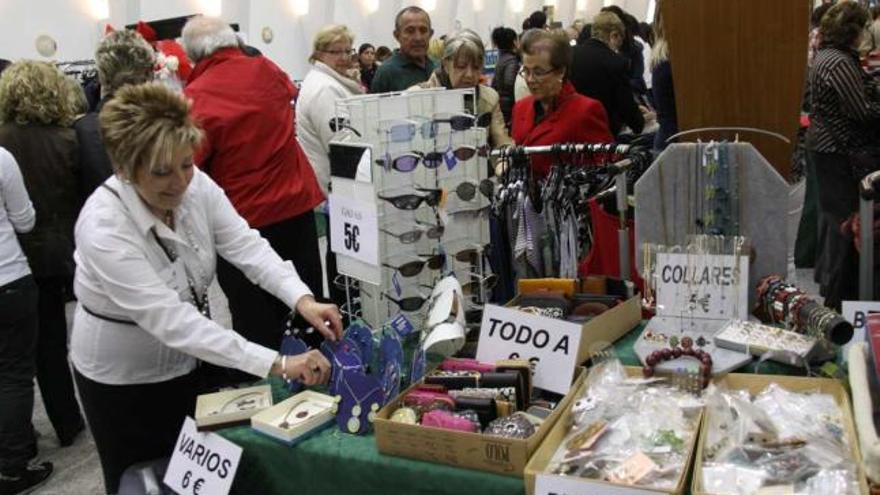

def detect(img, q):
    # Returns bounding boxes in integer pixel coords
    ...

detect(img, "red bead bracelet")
[642,337,713,389]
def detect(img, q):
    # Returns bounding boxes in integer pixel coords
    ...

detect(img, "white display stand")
[327,88,491,333]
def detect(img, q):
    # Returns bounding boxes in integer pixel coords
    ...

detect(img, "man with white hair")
[182,16,324,385]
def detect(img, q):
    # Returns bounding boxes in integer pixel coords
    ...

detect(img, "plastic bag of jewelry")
[548,358,700,489]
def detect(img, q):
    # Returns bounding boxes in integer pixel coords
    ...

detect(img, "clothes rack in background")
[489,142,650,298]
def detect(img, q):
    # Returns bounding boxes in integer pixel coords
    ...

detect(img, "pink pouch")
[439,357,496,374]
[421,410,478,433]
[402,390,456,411]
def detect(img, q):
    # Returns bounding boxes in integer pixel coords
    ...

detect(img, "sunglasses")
[376,151,444,172]
[382,254,445,277]
[332,274,360,291]
[451,179,494,201]
[452,247,481,263]
[449,205,491,218]
[384,293,429,312]
[381,120,434,143]
[329,117,362,137]
[461,274,499,296]
[378,191,441,210]
[433,114,476,131]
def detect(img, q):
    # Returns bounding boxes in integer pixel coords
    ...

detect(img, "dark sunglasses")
[475,112,492,128]
[452,179,494,201]
[328,117,362,137]
[461,274,499,295]
[382,254,445,277]
[378,191,441,210]
[383,293,429,312]
[449,205,491,218]
[433,114,476,131]
[376,151,444,172]
[416,219,445,239]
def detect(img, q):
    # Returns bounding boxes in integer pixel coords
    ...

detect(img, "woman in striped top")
[807,1,880,308]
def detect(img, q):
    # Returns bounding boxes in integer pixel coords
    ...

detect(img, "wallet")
[453,397,497,428]
[421,410,479,433]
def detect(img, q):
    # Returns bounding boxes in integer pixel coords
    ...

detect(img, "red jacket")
[511,81,612,178]
[185,47,323,228]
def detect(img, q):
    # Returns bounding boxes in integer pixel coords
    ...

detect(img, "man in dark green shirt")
[370,6,436,93]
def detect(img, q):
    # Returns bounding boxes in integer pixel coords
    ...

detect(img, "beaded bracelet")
[642,337,713,389]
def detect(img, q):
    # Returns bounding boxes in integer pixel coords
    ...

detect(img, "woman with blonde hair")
[649,1,677,150]
[0,60,86,454]
[297,24,365,305]
[71,82,341,493]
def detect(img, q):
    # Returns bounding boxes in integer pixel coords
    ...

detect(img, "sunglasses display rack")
[327,88,492,339]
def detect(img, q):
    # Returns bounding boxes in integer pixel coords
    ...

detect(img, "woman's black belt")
[81,304,136,326]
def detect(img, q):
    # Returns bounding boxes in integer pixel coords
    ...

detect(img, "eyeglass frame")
[518,66,558,81]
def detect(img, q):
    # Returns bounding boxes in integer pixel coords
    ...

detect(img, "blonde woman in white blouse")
[69,82,342,494]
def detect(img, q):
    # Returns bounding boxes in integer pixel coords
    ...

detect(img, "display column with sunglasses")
[327,88,493,344]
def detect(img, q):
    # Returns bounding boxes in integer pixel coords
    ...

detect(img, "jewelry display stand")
[635,236,752,375]
[195,384,273,431]
[250,391,339,444]
[635,142,789,310]
[327,88,491,345]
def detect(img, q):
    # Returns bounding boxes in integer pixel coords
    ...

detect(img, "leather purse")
[421,410,479,433]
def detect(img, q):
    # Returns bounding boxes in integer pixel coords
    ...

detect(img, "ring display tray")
[195,385,273,431]
[251,391,340,444]
[713,319,817,367]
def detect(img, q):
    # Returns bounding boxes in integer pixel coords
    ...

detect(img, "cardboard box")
[195,384,273,431]
[524,367,701,495]
[374,368,586,477]
[691,373,869,495]
[511,295,642,367]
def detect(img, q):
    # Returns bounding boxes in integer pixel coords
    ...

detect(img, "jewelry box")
[195,384,273,431]
[251,391,339,444]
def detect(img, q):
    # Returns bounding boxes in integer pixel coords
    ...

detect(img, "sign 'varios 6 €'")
[164,417,242,495]
[476,305,582,395]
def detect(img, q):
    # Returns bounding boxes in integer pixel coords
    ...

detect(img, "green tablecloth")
[219,321,807,495]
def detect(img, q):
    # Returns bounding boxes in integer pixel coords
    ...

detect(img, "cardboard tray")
[374,368,586,478]
[194,384,273,431]
[691,373,869,495]
[250,390,339,445]
[524,367,702,495]
[508,295,642,366]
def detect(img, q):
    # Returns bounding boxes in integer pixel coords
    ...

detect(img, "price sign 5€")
[329,193,379,266]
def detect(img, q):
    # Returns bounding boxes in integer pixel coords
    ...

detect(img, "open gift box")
[374,368,586,477]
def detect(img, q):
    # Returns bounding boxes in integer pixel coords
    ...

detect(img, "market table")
[219,321,808,495]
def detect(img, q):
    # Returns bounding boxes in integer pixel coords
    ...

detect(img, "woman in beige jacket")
[409,30,513,149]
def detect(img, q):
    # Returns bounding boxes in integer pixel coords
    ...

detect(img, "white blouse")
[71,170,311,385]
[0,147,35,287]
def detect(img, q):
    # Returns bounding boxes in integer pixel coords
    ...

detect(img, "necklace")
[278,400,312,429]
[210,391,266,415]
[339,369,383,434]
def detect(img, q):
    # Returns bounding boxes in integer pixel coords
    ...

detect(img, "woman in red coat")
[511,29,612,178]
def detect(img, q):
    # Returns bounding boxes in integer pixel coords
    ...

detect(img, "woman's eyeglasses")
[518,67,556,81]
[378,191,441,210]
[323,48,356,57]
[383,293,429,312]
[382,254,445,277]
